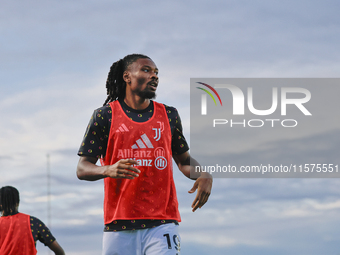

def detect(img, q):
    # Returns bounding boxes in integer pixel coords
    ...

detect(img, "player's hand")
[104,159,140,179]
[188,173,212,212]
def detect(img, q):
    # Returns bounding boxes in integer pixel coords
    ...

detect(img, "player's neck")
[1,210,18,216]
[124,96,150,110]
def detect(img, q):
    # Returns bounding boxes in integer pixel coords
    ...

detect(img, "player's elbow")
[76,156,100,181]
[76,165,86,180]
[76,159,88,180]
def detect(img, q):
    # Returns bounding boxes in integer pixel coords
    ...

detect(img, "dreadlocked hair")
[103,54,151,105]
[0,186,20,216]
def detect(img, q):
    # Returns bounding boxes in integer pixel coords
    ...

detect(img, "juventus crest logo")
[152,121,164,141]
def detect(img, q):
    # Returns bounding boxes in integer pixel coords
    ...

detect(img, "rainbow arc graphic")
[196,82,223,115]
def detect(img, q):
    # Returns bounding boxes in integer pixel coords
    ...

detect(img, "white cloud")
[1,1,340,254]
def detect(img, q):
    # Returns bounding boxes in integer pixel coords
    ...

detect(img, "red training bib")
[102,101,181,224]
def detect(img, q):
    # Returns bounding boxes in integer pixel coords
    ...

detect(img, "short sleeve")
[78,105,112,158]
[30,216,55,246]
[164,105,189,155]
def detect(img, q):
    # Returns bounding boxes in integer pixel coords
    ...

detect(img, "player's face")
[125,58,159,99]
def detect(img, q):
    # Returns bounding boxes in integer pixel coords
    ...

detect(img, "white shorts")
[102,223,180,255]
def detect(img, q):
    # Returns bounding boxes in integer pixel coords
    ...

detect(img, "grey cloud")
[2,1,340,254]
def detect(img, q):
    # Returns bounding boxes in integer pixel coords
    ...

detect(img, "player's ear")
[123,71,131,84]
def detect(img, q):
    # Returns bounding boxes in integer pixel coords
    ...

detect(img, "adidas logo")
[131,134,154,149]
[116,123,129,133]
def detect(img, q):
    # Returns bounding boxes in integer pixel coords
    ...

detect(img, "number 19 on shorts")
[163,233,180,254]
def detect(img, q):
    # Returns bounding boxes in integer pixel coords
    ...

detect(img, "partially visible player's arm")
[173,151,211,179]
[77,156,140,181]
[48,240,65,255]
[173,151,212,212]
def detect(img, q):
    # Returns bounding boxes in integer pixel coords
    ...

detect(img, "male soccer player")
[77,54,212,255]
[0,186,65,255]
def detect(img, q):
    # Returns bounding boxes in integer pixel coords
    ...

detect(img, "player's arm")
[77,156,140,181]
[48,240,65,255]
[32,216,65,255]
[173,151,213,212]
[173,151,210,180]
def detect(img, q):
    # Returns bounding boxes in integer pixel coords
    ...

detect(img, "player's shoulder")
[91,104,112,121]
[158,103,181,127]
[29,215,44,224]
[160,103,178,113]
[94,104,112,114]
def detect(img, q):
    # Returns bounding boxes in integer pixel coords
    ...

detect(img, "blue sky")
[1,1,340,254]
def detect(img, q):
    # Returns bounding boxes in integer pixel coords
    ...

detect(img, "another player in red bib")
[0,186,65,255]
[77,54,212,255]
